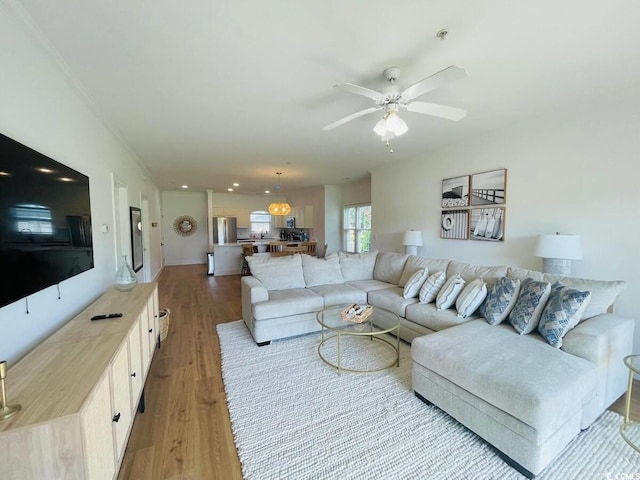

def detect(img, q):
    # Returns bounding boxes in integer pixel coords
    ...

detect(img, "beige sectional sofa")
[241,250,633,478]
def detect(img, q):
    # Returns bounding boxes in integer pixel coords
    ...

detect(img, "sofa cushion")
[398,256,451,287]
[246,254,305,291]
[540,274,625,321]
[346,279,396,293]
[480,277,521,325]
[339,250,378,281]
[419,271,447,304]
[446,261,508,289]
[412,321,598,442]
[373,252,409,285]
[436,274,465,310]
[403,269,429,298]
[456,278,488,318]
[507,267,545,282]
[302,253,344,287]
[368,287,419,318]
[309,284,367,307]
[538,282,592,348]
[252,288,324,320]
[508,278,552,334]
[405,302,477,332]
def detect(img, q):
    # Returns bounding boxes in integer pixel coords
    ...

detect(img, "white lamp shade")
[402,230,423,247]
[534,234,582,260]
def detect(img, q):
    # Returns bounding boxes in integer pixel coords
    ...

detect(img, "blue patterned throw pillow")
[480,277,521,325]
[538,282,592,348]
[508,278,551,334]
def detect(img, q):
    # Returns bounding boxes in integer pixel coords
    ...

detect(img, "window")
[343,204,371,253]
[12,204,53,235]
[250,211,272,238]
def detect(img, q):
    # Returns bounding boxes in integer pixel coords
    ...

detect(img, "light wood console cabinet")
[0,283,160,479]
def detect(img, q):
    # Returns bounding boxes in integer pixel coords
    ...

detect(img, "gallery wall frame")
[469,207,505,242]
[130,207,143,272]
[441,210,469,240]
[470,168,507,206]
[441,175,469,208]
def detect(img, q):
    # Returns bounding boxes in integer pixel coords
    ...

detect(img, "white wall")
[371,85,640,351]
[342,176,371,206]
[324,185,343,255]
[162,191,208,265]
[0,3,162,363]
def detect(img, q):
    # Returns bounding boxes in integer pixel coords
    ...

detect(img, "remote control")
[91,313,123,321]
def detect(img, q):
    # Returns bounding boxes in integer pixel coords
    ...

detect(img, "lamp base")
[0,404,21,421]
[404,245,418,256]
[542,258,571,276]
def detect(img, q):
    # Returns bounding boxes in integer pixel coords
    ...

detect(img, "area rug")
[218,320,640,480]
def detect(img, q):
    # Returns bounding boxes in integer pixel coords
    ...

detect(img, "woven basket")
[159,308,171,342]
[340,304,373,323]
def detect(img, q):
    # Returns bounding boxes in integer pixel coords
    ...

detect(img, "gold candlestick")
[0,361,21,421]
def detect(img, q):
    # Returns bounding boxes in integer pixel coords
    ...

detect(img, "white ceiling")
[17,0,640,194]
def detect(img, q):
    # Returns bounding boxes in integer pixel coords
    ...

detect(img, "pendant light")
[268,172,291,216]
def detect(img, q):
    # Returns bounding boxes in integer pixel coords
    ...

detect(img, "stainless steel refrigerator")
[212,217,238,244]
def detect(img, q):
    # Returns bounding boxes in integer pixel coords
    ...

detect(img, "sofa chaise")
[241,250,632,477]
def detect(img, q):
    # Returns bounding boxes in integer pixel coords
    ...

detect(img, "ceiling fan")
[322,65,468,141]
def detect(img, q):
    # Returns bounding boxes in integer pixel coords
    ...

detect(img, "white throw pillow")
[436,274,466,310]
[419,271,446,304]
[456,278,488,318]
[246,254,306,291]
[301,253,344,287]
[402,268,429,299]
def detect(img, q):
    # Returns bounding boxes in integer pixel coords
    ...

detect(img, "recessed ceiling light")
[233,182,239,187]
[37,168,54,173]
[227,188,234,192]
[181,185,189,189]
[0,171,10,176]
[59,177,74,182]
[265,190,270,194]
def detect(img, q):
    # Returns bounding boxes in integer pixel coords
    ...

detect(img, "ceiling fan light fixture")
[374,109,408,139]
[373,118,387,136]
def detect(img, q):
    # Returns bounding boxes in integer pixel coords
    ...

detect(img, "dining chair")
[301,241,317,254]
[268,241,288,252]
[284,246,307,254]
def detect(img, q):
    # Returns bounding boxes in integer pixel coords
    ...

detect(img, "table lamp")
[402,230,423,256]
[534,232,582,276]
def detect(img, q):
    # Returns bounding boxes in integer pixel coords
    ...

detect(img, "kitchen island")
[211,243,243,276]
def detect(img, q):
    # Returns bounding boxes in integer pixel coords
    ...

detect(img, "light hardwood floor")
[118,264,639,479]
[118,265,242,480]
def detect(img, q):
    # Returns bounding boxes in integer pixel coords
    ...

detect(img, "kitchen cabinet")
[0,283,159,480]
[212,207,250,227]
[295,205,314,228]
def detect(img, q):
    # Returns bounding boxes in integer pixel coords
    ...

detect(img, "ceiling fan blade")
[405,101,467,121]
[334,83,385,102]
[400,65,467,102]
[322,107,382,131]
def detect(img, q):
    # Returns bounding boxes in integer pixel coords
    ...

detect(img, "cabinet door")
[128,319,143,412]
[274,215,285,228]
[211,207,224,217]
[152,286,160,342]
[146,296,157,359]
[304,205,314,228]
[80,373,116,480]
[139,304,151,373]
[237,208,250,228]
[110,341,132,461]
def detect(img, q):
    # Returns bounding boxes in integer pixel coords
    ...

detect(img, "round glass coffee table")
[316,304,400,374]
[621,355,640,452]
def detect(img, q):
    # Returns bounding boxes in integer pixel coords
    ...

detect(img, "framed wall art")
[440,210,469,240]
[470,208,505,242]
[441,175,469,208]
[130,207,143,272]
[470,169,507,206]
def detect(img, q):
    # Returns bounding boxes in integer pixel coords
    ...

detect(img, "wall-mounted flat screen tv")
[0,133,94,309]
